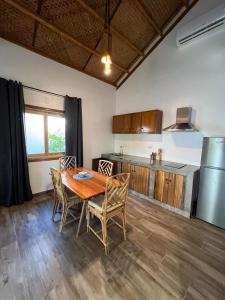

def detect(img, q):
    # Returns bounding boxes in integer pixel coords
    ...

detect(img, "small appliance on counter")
[196,137,225,229]
[150,152,157,164]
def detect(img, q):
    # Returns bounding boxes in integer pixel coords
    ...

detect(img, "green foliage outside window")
[48,133,65,153]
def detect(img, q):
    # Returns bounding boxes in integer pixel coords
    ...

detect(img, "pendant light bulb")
[104,63,111,76]
[101,52,112,65]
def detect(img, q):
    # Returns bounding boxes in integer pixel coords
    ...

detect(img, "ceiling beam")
[82,0,122,71]
[32,0,43,47]
[2,0,128,73]
[76,0,144,56]
[135,0,163,36]
[116,0,199,88]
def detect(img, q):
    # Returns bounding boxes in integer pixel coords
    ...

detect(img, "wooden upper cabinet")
[141,110,162,134]
[129,112,142,133]
[112,110,162,134]
[112,114,131,133]
[154,171,185,209]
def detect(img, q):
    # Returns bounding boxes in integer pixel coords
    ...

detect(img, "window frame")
[25,105,65,162]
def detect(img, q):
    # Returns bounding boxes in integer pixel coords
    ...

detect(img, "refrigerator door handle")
[205,166,225,171]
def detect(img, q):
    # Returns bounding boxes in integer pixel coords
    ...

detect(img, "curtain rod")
[23,85,65,98]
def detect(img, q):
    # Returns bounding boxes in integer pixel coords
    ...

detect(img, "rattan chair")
[87,173,130,255]
[59,156,76,171]
[98,160,113,176]
[50,168,81,233]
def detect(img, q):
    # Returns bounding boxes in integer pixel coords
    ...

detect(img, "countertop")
[101,153,200,176]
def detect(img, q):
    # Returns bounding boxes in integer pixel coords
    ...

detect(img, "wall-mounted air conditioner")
[176,3,225,47]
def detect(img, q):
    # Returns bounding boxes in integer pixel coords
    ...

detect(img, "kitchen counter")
[101,153,200,218]
[101,153,199,176]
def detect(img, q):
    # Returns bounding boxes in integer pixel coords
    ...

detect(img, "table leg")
[76,201,87,238]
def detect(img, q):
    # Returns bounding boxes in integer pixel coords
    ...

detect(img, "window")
[25,105,65,161]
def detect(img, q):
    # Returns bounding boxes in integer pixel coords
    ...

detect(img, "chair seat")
[64,188,81,206]
[88,195,123,213]
[68,195,81,205]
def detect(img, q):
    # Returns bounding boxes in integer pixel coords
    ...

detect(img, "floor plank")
[0,193,225,300]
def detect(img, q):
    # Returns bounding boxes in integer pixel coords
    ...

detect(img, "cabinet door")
[167,173,176,206]
[173,175,184,209]
[122,163,150,195]
[141,110,162,134]
[112,115,122,133]
[122,114,131,133]
[154,171,170,202]
[122,162,133,189]
[154,171,184,209]
[154,171,163,201]
[112,114,130,133]
[129,113,142,134]
[133,165,150,196]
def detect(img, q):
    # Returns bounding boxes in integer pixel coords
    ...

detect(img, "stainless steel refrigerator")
[196,137,225,229]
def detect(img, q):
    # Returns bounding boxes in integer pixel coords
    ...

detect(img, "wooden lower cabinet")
[122,163,150,196]
[154,171,184,209]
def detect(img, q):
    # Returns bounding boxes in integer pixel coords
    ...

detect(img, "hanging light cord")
[101,0,112,75]
[104,0,110,52]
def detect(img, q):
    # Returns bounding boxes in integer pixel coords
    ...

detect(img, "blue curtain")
[0,78,32,206]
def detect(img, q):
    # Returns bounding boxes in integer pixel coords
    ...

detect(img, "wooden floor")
[1,193,225,300]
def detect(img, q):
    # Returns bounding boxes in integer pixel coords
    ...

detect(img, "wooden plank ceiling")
[0,0,198,88]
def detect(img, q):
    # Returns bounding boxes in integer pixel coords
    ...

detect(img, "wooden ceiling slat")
[111,1,156,52]
[116,0,199,88]
[2,0,128,73]
[82,0,122,71]
[178,0,189,8]
[0,33,116,86]
[34,24,89,69]
[32,0,43,47]
[141,0,180,29]
[135,0,163,36]
[0,0,199,87]
[0,0,35,47]
[40,1,103,51]
[76,0,144,57]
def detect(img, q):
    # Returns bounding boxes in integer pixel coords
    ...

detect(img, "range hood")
[163,107,198,132]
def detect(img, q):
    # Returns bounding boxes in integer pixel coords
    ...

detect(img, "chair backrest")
[59,156,76,171]
[50,168,67,204]
[98,160,113,176]
[102,173,130,211]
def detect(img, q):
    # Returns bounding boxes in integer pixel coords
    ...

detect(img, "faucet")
[119,145,124,156]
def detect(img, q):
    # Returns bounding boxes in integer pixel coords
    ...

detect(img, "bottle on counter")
[157,148,162,161]
[150,152,157,164]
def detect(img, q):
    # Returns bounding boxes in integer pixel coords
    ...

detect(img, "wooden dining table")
[61,167,107,237]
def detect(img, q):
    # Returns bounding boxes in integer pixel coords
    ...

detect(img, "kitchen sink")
[110,153,123,157]
[161,162,186,169]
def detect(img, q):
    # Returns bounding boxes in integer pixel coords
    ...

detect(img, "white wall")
[1,0,225,192]
[0,39,116,193]
[115,0,225,166]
